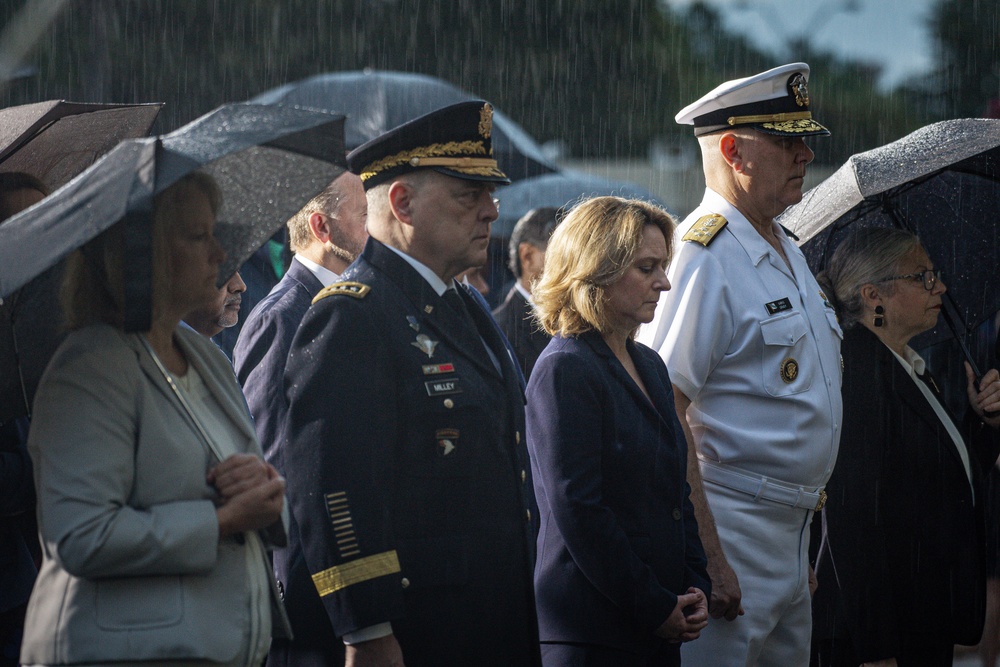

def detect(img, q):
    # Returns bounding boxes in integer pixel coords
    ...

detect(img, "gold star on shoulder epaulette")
[682,214,728,246]
[312,281,371,304]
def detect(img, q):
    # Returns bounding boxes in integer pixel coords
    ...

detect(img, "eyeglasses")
[448,188,499,213]
[880,269,942,291]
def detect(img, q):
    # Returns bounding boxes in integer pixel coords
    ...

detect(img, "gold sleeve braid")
[311,550,402,597]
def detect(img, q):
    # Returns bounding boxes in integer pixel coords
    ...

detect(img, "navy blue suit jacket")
[233,258,324,471]
[279,238,539,666]
[234,258,331,666]
[526,331,709,656]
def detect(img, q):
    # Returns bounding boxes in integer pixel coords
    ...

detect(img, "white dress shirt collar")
[514,281,533,304]
[293,254,342,288]
[384,244,452,296]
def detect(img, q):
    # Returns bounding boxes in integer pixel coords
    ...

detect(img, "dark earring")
[873,305,884,328]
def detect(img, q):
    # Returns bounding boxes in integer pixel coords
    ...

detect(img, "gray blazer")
[20,324,290,665]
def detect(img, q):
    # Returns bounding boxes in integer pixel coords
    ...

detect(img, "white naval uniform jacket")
[638,188,843,489]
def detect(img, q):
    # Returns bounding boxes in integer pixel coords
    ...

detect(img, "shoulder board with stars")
[681,214,728,247]
[312,281,371,304]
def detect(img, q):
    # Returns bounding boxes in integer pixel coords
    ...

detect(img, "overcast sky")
[663,0,937,90]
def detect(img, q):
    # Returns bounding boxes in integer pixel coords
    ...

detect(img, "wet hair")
[287,171,354,252]
[62,172,221,331]
[815,227,922,328]
[507,207,560,278]
[0,171,49,222]
[533,196,675,338]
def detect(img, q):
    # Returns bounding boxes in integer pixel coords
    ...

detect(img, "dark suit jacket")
[812,325,1000,663]
[232,258,331,667]
[280,238,539,667]
[233,257,324,472]
[493,286,550,378]
[0,417,36,614]
[215,242,284,360]
[526,331,710,657]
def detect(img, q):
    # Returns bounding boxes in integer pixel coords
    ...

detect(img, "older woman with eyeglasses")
[810,227,1000,667]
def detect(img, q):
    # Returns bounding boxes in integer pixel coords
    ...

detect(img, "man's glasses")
[449,188,499,213]
[880,269,942,291]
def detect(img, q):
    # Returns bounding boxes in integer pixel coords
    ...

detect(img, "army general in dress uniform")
[280,101,540,667]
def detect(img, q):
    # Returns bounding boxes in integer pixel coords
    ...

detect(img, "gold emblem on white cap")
[790,73,809,107]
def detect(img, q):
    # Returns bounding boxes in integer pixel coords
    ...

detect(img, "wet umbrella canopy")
[0,102,346,299]
[0,100,162,189]
[0,100,162,425]
[492,169,666,238]
[0,102,346,422]
[778,119,1000,362]
[251,70,557,182]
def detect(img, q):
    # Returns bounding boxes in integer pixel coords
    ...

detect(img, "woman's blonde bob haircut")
[62,172,221,331]
[533,196,675,338]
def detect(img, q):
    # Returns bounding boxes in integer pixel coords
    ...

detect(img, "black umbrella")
[0,102,346,422]
[250,70,557,182]
[492,169,666,237]
[0,100,163,426]
[777,118,1000,377]
[0,100,162,189]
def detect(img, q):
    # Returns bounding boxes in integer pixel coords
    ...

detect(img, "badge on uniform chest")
[425,378,462,396]
[765,297,793,315]
[411,333,439,358]
[407,312,442,358]
[436,428,459,456]
[780,357,799,383]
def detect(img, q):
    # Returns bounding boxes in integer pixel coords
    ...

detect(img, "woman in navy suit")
[526,196,710,666]
[811,227,1000,667]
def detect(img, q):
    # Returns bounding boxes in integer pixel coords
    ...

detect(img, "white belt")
[698,458,827,512]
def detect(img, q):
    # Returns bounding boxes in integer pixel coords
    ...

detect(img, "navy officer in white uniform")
[637,63,843,666]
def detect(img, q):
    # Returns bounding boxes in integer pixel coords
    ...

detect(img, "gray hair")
[816,227,922,328]
[508,207,560,278]
[365,181,392,228]
[364,171,435,229]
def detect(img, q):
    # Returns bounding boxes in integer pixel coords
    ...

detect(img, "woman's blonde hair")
[532,196,675,338]
[62,172,221,331]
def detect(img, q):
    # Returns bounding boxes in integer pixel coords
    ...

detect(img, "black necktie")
[444,288,503,376]
[444,288,475,330]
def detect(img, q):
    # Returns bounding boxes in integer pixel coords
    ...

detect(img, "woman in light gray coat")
[20,172,290,667]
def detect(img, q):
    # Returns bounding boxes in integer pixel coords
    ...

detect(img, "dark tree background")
[0,0,987,165]
[927,0,1000,118]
